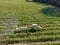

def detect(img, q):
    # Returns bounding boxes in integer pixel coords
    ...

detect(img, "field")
[0,0,60,45]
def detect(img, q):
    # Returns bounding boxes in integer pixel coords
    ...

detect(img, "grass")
[0,0,60,44]
[0,0,60,25]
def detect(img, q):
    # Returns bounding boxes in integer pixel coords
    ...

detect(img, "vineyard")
[0,0,60,45]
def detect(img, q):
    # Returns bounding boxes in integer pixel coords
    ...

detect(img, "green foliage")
[1,35,60,43]
[0,39,20,43]
[0,0,60,44]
